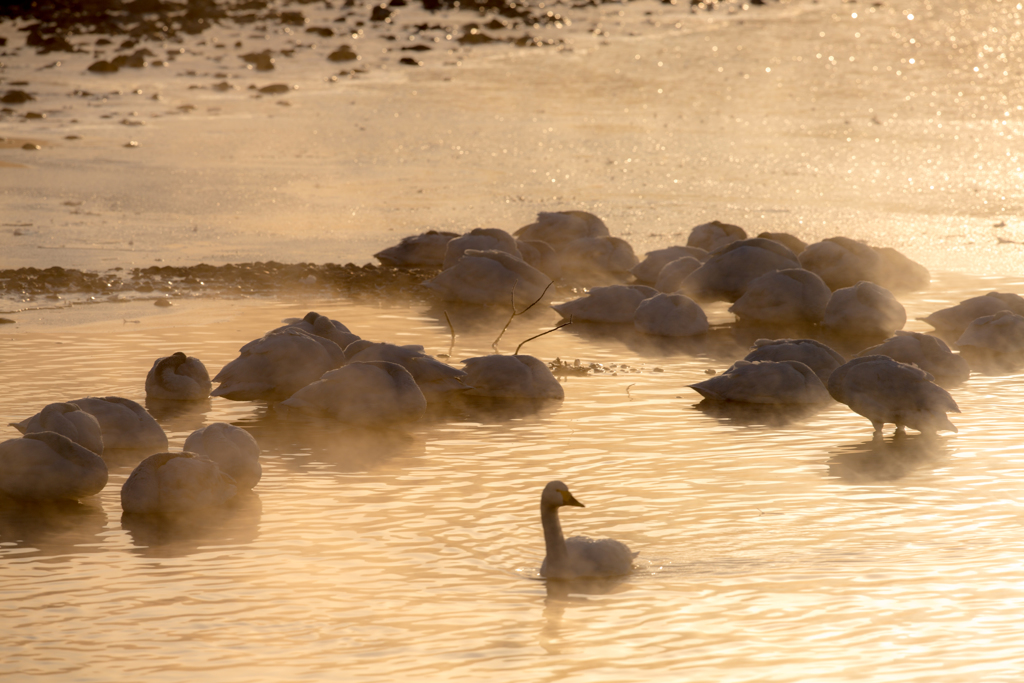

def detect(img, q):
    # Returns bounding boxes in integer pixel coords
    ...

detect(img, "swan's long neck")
[541,502,568,566]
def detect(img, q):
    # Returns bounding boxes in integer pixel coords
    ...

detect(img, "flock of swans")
[3,210,1024,578]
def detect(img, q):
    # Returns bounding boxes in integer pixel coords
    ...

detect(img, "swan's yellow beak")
[559,489,585,507]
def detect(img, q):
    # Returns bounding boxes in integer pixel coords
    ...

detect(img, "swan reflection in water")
[538,576,634,656]
[144,396,213,433]
[694,399,827,429]
[121,492,262,558]
[0,495,108,558]
[826,433,952,483]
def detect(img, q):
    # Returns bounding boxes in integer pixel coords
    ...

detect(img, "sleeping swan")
[539,480,636,579]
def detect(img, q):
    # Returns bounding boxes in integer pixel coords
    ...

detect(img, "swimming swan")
[183,423,261,490]
[923,292,1024,336]
[11,402,103,454]
[145,352,212,401]
[821,281,907,339]
[539,480,636,579]
[0,432,108,501]
[827,356,960,435]
[121,451,237,515]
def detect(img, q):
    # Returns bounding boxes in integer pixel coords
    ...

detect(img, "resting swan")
[10,402,103,454]
[539,481,636,579]
[184,423,261,491]
[0,432,108,501]
[145,352,212,401]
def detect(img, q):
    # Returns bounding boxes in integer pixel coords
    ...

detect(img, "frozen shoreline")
[2,0,1023,276]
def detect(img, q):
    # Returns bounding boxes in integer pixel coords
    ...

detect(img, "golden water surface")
[2,274,1024,681]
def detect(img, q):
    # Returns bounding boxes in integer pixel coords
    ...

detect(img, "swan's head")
[542,480,585,509]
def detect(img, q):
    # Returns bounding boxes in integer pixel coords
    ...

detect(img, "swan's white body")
[756,231,808,255]
[798,237,882,291]
[552,285,657,324]
[184,423,262,491]
[121,451,237,515]
[0,432,108,501]
[539,481,635,579]
[345,342,467,401]
[145,352,212,401]
[374,230,458,268]
[279,361,427,424]
[11,402,103,454]
[557,236,638,282]
[275,311,360,350]
[743,339,845,384]
[634,293,708,337]
[857,331,970,387]
[654,257,703,294]
[513,211,610,249]
[631,246,708,284]
[729,268,832,325]
[690,360,831,404]
[65,396,167,452]
[686,220,747,252]
[955,310,1024,365]
[924,292,1024,335]
[681,238,800,303]
[821,281,907,339]
[212,327,341,402]
[827,356,961,434]
[442,228,522,270]
[460,355,564,399]
[423,249,552,306]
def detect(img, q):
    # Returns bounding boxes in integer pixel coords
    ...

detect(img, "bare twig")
[626,383,636,401]
[444,310,456,358]
[515,315,573,356]
[492,279,554,351]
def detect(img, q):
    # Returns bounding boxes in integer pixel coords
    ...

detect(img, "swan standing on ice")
[827,356,961,435]
[145,352,212,401]
[184,423,261,491]
[121,451,237,515]
[0,432,108,501]
[539,481,636,579]
[10,402,103,454]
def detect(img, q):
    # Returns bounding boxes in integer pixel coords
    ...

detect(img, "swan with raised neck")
[539,480,635,579]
